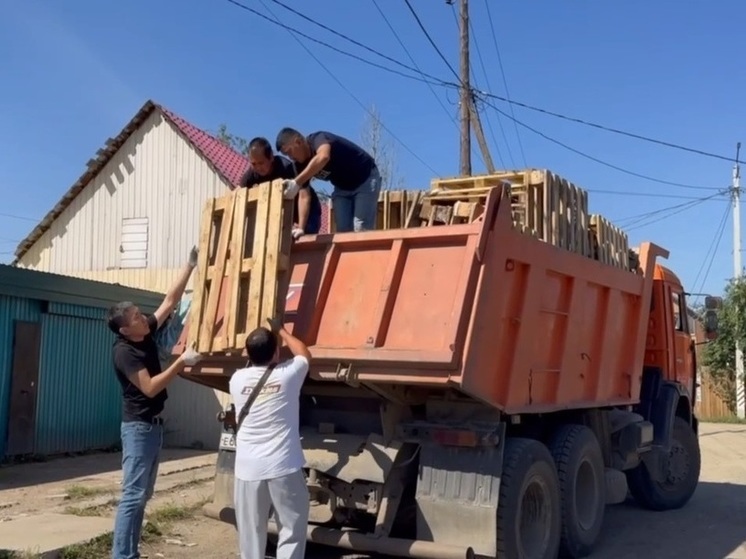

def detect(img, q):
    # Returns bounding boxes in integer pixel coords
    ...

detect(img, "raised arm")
[267,316,311,361]
[116,347,202,398]
[293,143,331,186]
[153,246,199,329]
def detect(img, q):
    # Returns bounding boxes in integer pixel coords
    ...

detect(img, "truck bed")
[179,186,667,414]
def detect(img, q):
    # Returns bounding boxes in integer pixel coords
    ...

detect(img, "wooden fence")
[696,374,735,420]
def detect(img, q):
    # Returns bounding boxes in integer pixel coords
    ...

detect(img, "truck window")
[671,291,686,332]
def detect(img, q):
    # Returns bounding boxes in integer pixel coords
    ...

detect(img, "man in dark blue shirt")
[239,137,322,238]
[275,128,381,233]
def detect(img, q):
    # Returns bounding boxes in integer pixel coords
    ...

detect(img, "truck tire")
[626,416,701,511]
[548,424,606,558]
[497,438,561,559]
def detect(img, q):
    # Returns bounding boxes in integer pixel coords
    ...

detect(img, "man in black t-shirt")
[108,246,202,559]
[239,137,322,238]
[275,128,381,233]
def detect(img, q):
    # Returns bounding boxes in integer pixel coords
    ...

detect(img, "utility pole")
[733,142,744,418]
[458,0,471,176]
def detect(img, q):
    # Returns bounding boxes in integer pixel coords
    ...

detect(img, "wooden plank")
[260,180,285,333]
[199,194,236,353]
[244,182,272,337]
[187,198,215,350]
[225,187,248,350]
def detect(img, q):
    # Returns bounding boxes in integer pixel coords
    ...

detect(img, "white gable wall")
[17,110,231,278]
[15,110,237,451]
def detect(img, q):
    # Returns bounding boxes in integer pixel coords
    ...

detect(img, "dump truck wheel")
[497,438,561,559]
[626,416,701,511]
[549,424,606,558]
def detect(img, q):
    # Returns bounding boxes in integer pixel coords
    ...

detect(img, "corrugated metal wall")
[34,312,121,455]
[0,295,42,459]
[16,111,230,273]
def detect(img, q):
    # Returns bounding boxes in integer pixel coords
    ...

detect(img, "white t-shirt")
[228,355,309,482]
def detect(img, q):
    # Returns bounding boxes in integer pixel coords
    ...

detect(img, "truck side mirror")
[703,309,719,340]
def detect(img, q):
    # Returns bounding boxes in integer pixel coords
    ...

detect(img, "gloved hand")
[291,226,304,240]
[266,315,284,334]
[188,245,199,268]
[283,179,301,200]
[181,346,202,366]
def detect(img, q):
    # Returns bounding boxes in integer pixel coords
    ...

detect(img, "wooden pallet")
[589,215,630,269]
[187,180,294,353]
[429,170,591,257]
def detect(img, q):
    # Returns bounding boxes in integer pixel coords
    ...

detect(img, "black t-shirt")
[301,131,376,191]
[239,155,323,232]
[112,314,167,422]
[238,155,296,188]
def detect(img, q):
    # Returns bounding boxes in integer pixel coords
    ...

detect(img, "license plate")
[219,432,236,451]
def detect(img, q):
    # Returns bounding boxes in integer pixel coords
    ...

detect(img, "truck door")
[670,287,695,396]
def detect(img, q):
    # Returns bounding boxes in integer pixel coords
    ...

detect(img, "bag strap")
[236,363,277,431]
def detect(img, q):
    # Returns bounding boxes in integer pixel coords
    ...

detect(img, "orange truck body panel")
[180,187,670,415]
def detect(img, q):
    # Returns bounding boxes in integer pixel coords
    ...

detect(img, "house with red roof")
[11,99,330,449]
[13,99,329,291]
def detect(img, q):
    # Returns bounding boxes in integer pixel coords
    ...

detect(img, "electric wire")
[482,0,526,165]
[235,0,440,175]
[691,201,732,304]
[623,192,726,231]
[613,192,728,228]
[402,0,460,81]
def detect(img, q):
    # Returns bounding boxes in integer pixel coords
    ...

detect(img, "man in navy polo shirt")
[275,128,381,233]
[239,136,322,239]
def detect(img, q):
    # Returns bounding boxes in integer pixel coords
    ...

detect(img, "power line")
[691,202,732,303]
[370,0,457,129]
[230,0,439,175]
[402,0,460,81]
[482,0,526,166]
[479,96,720,191]
[613,193,727,227]
[587,188,726,200]
[0,212,38,222]
[623,193,725,231]
[223,0,444,86]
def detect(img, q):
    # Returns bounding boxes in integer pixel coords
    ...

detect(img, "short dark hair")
[245,327,278,366]
[275,127,303,152]
[107,301,135,334]
[248,137,273,159]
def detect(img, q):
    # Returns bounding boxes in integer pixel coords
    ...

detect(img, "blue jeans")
[332,167,382,232]
[112,421,162,559]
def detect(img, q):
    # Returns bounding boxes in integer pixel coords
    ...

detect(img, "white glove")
[187,245,199,268]
[291,226,304,240]
[181,347,202,366]
[283,179,301,200]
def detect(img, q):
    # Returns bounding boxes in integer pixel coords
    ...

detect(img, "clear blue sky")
[1,0,743,300]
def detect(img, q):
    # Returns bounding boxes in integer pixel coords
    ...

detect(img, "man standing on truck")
[239,136,322,239]
[107,247,202,559]
[229,317,311,559]
[275,127,381,233]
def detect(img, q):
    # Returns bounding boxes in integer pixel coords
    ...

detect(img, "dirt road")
[3,422,746,558]
[139,422,746,559]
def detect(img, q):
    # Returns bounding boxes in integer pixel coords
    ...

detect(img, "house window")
[120,217,149,269]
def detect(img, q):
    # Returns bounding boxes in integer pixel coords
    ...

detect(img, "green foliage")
[701,278,746,412]
[215,123,249,155]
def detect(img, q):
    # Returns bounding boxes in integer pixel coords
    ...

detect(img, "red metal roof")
[160,106,249,186]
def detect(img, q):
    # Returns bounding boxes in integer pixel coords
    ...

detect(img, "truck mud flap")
[415,423,506,557]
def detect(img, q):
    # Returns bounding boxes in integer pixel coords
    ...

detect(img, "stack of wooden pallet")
[186,180,294,354]
[352,169,632,271]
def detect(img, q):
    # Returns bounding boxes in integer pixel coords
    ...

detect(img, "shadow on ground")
[0,447,211,491]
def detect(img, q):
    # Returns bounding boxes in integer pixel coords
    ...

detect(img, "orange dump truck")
[177,184,705,559]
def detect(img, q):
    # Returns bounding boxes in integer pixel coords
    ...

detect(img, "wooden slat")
[187,198,216,350]
[259,180,285,333]
[243,183,272,337]
[225,187,248,349]
[198,194,236,352]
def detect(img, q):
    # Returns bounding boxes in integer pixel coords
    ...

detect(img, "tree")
[701,278,746,412]
[360,105,404,190]
[215,124,249,155]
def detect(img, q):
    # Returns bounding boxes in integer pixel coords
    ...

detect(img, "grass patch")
[0,551,42,559]
[58,532,113,559]
[64,485,111,501]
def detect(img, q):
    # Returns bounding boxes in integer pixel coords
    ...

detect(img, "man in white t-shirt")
[229,317,311,559]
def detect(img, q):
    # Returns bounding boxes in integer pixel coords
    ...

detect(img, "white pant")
[234,469,309,559]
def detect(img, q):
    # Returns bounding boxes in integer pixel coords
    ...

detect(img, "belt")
[148,416,164,425]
